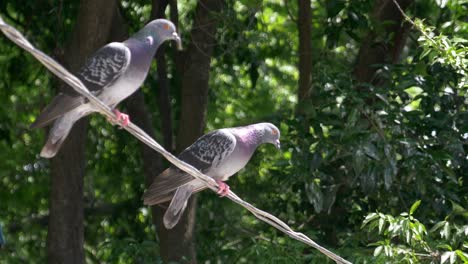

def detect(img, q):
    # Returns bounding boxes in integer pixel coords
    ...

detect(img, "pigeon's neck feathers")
[121,39,159,74]
[232,124,266,147]
[124,38,161,57]
[131,27,155,41]
[125,26,166,59]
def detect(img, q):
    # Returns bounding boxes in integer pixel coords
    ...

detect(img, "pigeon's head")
[135,19,182,50]
[258,123,281,149]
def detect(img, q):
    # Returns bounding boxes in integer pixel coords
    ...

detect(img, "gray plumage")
[31,19,182,158]
[142,122,281,229]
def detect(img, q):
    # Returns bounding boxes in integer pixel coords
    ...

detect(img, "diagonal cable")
[0,15,351,264]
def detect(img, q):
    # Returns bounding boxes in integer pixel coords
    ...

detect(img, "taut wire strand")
[0,15,351,264]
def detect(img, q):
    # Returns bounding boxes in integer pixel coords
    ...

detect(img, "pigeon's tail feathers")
[39,111,87,158]
[163,184,195,229]
[143,192,173,206]
[142,167,195,205]
[30,93,84,129]
[40,133,68,158]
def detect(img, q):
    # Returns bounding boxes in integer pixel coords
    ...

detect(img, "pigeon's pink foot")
[216,180,230,197]
[112,109,130,127]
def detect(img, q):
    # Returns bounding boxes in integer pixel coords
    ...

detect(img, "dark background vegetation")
[0,0,466,263]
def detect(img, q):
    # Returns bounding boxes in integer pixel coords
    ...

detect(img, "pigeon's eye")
[146,36,154,45]
[271,129,278,136]
[163,24,170,30]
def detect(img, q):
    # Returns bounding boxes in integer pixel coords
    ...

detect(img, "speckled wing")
[75,42,131,93]
[30,43,131,128]
[143,129,237,205]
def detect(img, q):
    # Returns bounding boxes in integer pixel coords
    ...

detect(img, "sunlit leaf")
[455,250,468,262]
[378,218,385,234]
[362,213,378,227]
[441,251,453,264]
[374,245,383,256]
[410,200,421,215]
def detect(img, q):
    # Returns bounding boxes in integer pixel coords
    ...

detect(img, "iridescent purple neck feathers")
[232,122,280,149]
[233,125,264,147]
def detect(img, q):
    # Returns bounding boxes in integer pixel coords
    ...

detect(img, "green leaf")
[353,149,365,176]
[378,218,385,234]
[436,0,449,8]
[362,213,379,228]
[442,222,451,239]
[450,200,468,217]
[305,181,323,213]
[410,200,421,215]
[383,165,393,190]
[326,0,345,18]
[346,108,359,127]
[441,251,453,264]
[404,86,424,99]
[363,142,379,160]
[452,37,468,43]
[455,250,468,262]
[420,48,432,60]
[384,245,392,257]
[430,221,447,233]
[374,246,383,257]
[450,251,457,264]
[438,244,453,251]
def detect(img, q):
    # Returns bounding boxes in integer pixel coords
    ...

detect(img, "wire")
[0,15,351,264]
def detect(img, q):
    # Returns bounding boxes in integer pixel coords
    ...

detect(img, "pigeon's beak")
[172,32,183,50]
[274,140,281,149]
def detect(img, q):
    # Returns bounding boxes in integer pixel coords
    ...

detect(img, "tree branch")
[0,16,351,264]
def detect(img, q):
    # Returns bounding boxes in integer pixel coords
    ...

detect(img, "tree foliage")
[0,0,466,263]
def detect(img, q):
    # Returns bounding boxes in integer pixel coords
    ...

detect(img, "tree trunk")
[120,0,224,261]
[106,0,186,262]
[116,1,181,262]
[153,0,225,262]
[107,7,172,264]
[152,0,174,152]
[46,1,117,263]
[353,0,413,85]
[146,1,182,262]
[297,0,312,111]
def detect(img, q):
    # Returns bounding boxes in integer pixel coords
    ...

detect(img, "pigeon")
[142,122,281,229]
[30,19,182,158]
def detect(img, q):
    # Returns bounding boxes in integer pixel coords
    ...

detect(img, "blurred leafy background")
[0,0,466,263]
